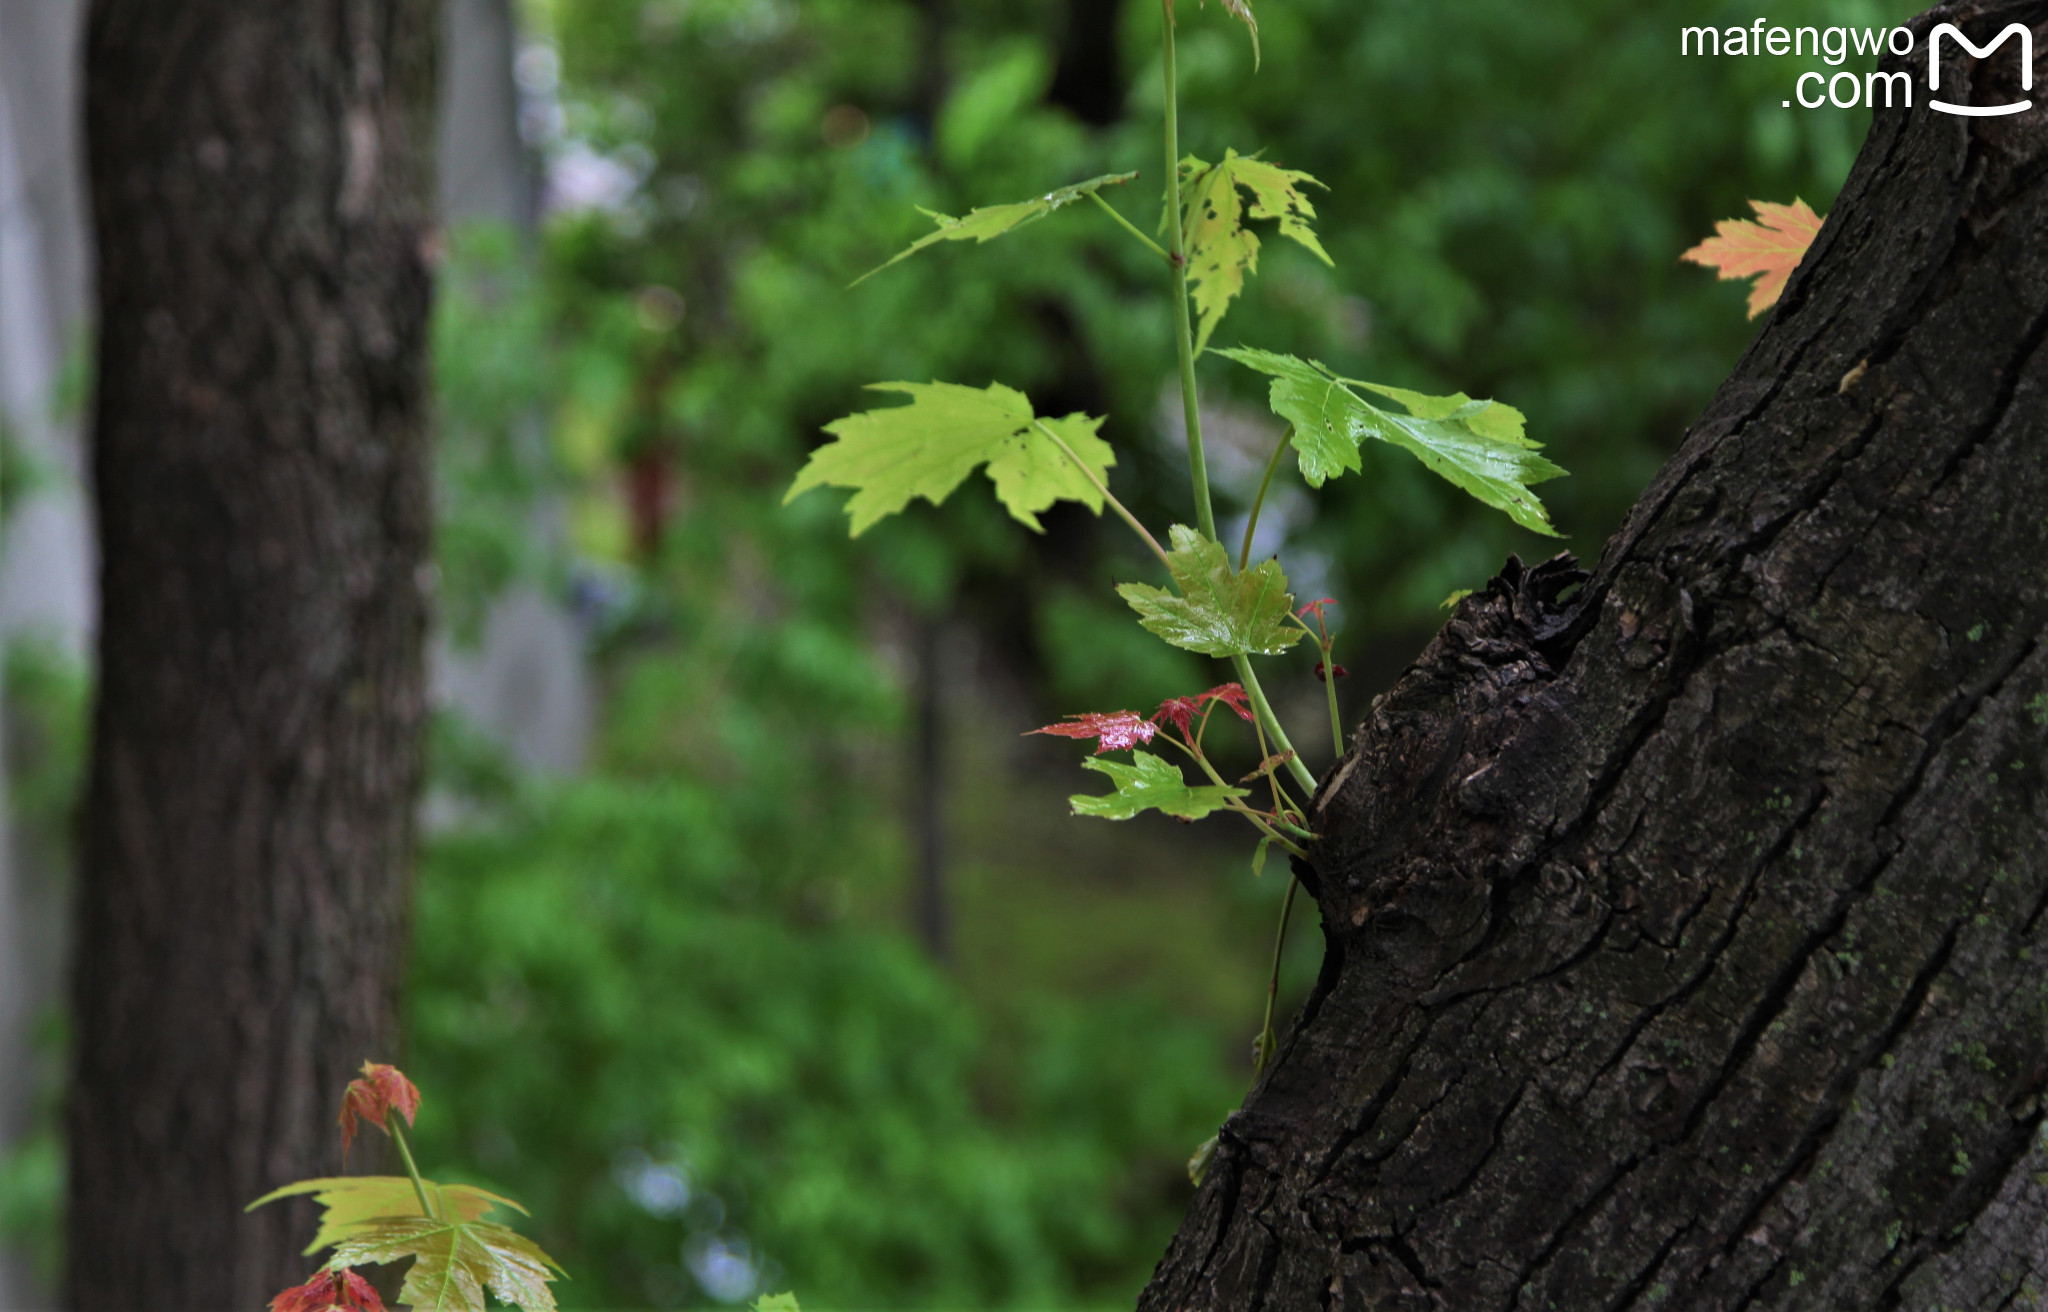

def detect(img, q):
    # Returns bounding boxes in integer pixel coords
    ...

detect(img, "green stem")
[388,1120,438,1220]
[1033,420,1172,571]
[1161,2,1216,545]
[1088,191,1170,262]
[1272,814,1316,842]
[1158,736,1309,860]
[1233,801,1307,861]
[1238,424,1291,572]
[1322,642,1344,760]
[1158,6,1312,800]
[1255,876,1300,1075]
[1232,653,1317,792]
[1223,799,1308,862]
[1238,661,1273,785]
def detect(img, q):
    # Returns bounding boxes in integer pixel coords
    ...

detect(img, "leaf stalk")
[1323,645,1344,759]
[1088,190,1170,262]
[388,1119,439,1221]
[1032,420,1173,571]
[1239,425,1291,572]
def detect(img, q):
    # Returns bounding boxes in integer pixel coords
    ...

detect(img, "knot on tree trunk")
[1307,550,1590,947]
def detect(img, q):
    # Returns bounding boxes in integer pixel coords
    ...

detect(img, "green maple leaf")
[1070,749,1249,820]
[1116,524,1304,657]
[752,1297,802,1312]
[852,172,1138,285]
[1180,151,1331,351]
[328,1213,566,1312]
[249,1176,529,1255]
[250,1176,564,1312]
[1213,347,1565,536]
[786,382,1114,535]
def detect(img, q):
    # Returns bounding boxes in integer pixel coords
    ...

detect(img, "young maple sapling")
[784,0,1568,1134]
[250,1061,566,1312]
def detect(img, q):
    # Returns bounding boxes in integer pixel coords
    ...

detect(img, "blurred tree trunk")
[69,3,436,1308]
[1141,6,2048,1309]
[1048,0,1124,127]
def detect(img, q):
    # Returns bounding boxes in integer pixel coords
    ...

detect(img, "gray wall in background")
[0,0,92,647]
[434,0,593,778]
[442,0,538,231]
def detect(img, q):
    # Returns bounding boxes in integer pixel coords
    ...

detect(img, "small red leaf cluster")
[338,1061,420,1159]
[1031,684,1253,752]
[270,1268,386,1312]
[1296,596,1339,645]
[1151,683,1252,736]
[1313,661,1348,682]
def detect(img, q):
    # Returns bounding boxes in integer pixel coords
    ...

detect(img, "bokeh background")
[0,0,1916,1306]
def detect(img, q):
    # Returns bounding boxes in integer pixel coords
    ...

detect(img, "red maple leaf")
[1202,683,1254,722]
[338,1061,420,1160]
[270,1268,387,1312]
[1152,683,1255,736]
[1028,710,1157,753]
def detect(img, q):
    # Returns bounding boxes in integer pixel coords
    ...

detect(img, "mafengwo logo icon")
[1928,22,2032,116]
[1680,20,2035,114]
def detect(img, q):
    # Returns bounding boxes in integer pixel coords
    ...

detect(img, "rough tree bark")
[1142,4,2048,1309]
[70,3,436,1308]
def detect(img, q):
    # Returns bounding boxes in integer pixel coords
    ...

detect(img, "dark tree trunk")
[1142,5,2048,1309]
[70,3,436,1308]
[1048,0,1125,127]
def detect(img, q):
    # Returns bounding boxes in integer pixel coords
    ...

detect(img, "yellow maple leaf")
[1680,198,1825,318]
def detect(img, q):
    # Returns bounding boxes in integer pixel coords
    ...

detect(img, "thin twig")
[1254,877,1300,1076]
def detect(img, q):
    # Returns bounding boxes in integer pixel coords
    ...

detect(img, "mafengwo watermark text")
[1682,21,2034,114]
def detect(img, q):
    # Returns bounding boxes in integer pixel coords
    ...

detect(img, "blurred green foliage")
[409,774,1236,1310]
[2,639,87,845]
[433,226,561,641]
[0,638,88,1286]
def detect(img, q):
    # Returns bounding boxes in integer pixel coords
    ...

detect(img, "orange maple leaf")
[338,1061,420,1160]
[1681,198,1825,318]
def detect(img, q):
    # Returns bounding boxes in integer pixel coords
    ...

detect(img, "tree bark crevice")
[1142,3,2048,1308]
